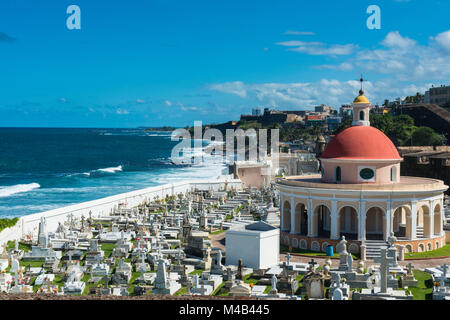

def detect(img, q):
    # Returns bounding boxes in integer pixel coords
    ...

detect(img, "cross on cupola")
[352,74,371,127]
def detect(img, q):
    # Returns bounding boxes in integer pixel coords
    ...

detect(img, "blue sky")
[0,0,449,127]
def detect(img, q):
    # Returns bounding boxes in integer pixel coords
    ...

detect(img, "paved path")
[210,232,450,269]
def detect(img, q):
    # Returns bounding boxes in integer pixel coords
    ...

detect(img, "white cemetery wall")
[0,179,242,246]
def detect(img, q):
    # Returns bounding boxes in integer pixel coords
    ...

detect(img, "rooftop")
[277,174,448,193]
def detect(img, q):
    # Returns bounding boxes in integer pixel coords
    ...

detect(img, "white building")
[226,221,279,269]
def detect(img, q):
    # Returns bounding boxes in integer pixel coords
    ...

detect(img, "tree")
[411,127,447,146]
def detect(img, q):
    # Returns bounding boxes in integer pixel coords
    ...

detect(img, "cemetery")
[0,183,447,300]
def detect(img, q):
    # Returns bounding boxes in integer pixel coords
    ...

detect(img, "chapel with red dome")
[276,85,448,258]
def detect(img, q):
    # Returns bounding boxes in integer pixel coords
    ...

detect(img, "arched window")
[359,110,365,121]
[335,166,341,182]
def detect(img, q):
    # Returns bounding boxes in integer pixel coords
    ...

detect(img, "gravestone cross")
[308,258,318,272]
[374,248,394,293]
[406,263,414,276]
[286,253,291,265]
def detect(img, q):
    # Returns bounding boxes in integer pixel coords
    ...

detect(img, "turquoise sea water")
[0,128,226,218]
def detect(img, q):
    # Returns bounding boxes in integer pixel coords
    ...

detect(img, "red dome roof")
[320,126,402,160]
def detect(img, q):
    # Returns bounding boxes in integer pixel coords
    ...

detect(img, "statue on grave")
[236,259,244,280]
[347,254,353,272]
[337,236,349,271]
[336,236,348,254]
[270,274,278,295]
[387,232,397,248]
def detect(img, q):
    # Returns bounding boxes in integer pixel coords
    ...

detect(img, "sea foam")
[97,165,123,174]
[0,183,40,198]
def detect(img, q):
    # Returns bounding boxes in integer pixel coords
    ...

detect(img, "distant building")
[428,85,450,106]
[326,116,342,131]
[340,105,353,119]
[252,108,262,116]
[305,115,325,127]
[315,104,333,114]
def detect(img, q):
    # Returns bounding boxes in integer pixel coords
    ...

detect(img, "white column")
[429,200,435,237]
[307,197,313,237]
[331,199,339,240]
[290,196,295,234]
[358,201,366,242]
[386,200,392,239]
[411,201,417,240]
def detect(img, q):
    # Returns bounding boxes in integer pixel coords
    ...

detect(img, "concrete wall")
[0,179,242,246]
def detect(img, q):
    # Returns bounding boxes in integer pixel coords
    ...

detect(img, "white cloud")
[381,31,416,49]
[315,62,354,71]
[164,100,172,106]
[434,30,450,53]
[136,99,145,104]
[210,81,247,98]
[312,30,450,81]
[210,79,429,108]
[276,40,357,56]
[284,30,315,35]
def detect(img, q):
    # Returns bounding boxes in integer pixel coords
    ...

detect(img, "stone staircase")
[416,226,424,238]
[364,239,388,260]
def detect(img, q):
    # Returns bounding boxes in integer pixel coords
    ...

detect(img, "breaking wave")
[0,183,41,198]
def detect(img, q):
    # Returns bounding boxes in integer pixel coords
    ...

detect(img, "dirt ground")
[210,232,450,269]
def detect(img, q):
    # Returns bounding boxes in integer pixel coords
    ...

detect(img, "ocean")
[0,128,228,218]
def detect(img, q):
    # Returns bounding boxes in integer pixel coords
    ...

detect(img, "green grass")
[53,275,65,288]
[7,241,31,252]
[408,270,433,300]
[100,243,116,258]
[175,287,187,296]
[263,285,272,294]
[128,271,141,294]
[0,218,19,232]
[242,274,259,285]
[19,260,44,268]
[405,244,450,259]
[210,230,225,235]
[212,282,226,296]
[189,269,203,276]
[280,245,359,259]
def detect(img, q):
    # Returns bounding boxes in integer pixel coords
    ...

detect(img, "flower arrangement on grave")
[434,281,440,287]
